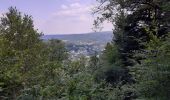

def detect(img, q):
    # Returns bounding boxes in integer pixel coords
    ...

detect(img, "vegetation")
[0,0,170,99]
[94,0,170,99]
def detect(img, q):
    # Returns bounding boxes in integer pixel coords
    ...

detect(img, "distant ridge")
[42,31,113,44]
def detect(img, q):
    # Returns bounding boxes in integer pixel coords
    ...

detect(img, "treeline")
[0,0,170,99]
[94,0,170,99]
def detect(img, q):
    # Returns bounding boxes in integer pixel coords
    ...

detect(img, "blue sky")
[0,0,112,34]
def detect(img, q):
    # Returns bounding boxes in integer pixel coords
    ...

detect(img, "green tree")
[131,33,170,99]
[94,42,126,85]
[94,0,170,99]
[40,39,68,83]
[94,0,170,66]
[89,52,99,73]
[0,7,43,99]
[47,39,68,62]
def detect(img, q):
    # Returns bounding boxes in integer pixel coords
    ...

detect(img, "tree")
[0,7,43,99]
[94,0,170,67]
[47,39,68,62]
[89,52,99,73]
[131,32,170,99]
[94,0,170,81]
[40,39,68,83]
[94,0,170,99]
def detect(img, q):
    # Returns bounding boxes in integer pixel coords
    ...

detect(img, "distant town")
[42,31,113,60]
[66,41,105,60]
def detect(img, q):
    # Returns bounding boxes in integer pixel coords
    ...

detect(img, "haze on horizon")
[0,0,113,35]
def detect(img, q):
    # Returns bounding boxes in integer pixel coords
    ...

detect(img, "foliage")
[0,7,43,99]
[94,0,170,99]
[0,1,169,99]
[131,32,170,99]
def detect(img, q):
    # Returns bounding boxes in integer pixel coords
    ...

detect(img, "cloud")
[51,2,94,24]
[40,2,112,34]
[54,3,92,17]
[42,17,94,34]
[41,3,93,34]
[0,0,112,34]
[61,5,68,9]
[70,3,81,8]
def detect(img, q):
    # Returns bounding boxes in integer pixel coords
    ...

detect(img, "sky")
[0,0,113,34]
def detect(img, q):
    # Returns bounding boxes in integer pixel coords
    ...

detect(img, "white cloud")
[70,3,81,8]
[40,2,112,34]
[42,17,94,34]
[61,5,68,9]
[56,3,92,17]
[79,15,89,21]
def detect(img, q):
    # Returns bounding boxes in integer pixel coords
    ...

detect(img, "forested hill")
[42,31,113,43]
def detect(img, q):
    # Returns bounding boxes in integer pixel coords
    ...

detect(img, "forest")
[0,0,170,100]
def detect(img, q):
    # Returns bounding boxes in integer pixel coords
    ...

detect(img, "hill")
[42,31,113,44]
